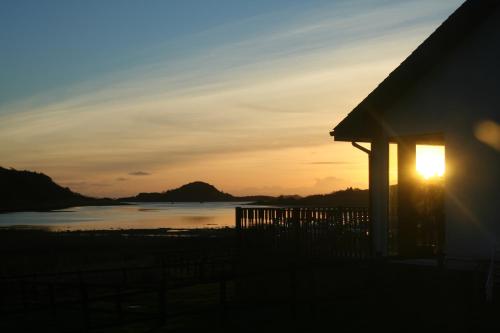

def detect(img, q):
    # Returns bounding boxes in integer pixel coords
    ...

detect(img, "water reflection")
[0,202,256,231]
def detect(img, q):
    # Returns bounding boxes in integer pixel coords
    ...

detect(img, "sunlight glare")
[416,145,445,180]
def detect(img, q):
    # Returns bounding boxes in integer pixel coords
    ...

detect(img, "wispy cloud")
[129,171,151,176]
[0,0,462,196]
[308,161,352,165]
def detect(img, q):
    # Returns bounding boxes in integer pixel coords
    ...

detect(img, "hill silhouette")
[121,181,368,207]
[251,187,369,207]
[0,167,369,211]
[120,181,235,202]
[0,167,119,212]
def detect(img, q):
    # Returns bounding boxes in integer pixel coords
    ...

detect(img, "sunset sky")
[0,0,462,198]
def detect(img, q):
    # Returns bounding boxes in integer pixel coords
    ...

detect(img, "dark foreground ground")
[0,228,498,332]
[0,228,236,275]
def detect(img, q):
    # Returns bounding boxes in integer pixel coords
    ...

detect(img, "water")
[0,202,254,231]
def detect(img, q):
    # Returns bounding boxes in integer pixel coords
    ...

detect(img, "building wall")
[382,8,500,260]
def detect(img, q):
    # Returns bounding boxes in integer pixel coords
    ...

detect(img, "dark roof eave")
[330,130,373,143]
[330,0,500,139]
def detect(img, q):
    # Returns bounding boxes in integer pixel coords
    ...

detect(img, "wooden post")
[235,207,244,253]
[289,263,297,320]
[235,207,242,231]
[78,272,90,333]
[48,283,56,320]
[370,137,390,257]
[199,258,206,281]
[115,285,122,322]
[398,139,418,257]
[33,273,40,304]
[0,280,3,313]
[122,267,128,286]
[309,267,317,320]
[158,263,167,327]
[219,275,227,330]
[368,153,374,258]
[364,208,371,258]
[21,279,27,311]
[293,208,301,256]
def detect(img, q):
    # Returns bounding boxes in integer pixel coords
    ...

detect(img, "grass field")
[1,228,499,332]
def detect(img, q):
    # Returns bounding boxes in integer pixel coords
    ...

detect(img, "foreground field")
[0,228,236,275]
[0,228,499,332]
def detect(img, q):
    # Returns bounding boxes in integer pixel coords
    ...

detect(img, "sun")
[416,145,445,180]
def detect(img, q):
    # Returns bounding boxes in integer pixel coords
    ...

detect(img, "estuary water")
[0,202,254,231]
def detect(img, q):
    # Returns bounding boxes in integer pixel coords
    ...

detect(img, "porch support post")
[397,139,418,257]
[370,136,389,257]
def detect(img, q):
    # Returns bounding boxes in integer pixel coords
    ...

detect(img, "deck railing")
[236,207,371,258]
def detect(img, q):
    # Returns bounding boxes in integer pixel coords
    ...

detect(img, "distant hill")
[120,182,368,207]
[0,166,369,212]
[120,181,235,202]
[0,167,119,213]
[251,187,369,207]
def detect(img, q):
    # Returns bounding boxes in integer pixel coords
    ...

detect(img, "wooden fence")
[236,207,371,258]
[0,251,234,332]
[0,255,352,332]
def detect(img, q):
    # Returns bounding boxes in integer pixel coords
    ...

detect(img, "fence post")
[21,279,27,311]
[0,281,3,313]
[158,261,167,327]
[366,208,372,258]
[289,263,297,321]
[199,258,206,281]
[235,207,242,231]
[293,208,301,256]
[78,271,90,333]
[115,284,122,323]
[309,266,317,320]
[48,283,56,320]
[122,267,128,286]
[219,274,227,330]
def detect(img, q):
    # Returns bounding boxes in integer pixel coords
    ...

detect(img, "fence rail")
[0,256,377,333]
[236,207,371,258]
[0,251,234,332]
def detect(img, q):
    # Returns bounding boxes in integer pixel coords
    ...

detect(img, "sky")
[0,0,463,198]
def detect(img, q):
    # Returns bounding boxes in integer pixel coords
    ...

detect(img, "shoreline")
[0,200,130,214]
[0,225,235,235]
[0,200,263,214]
[0,226,237,277]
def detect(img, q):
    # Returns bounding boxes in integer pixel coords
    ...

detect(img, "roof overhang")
[330,0,499,144]
[330,104,382,142]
